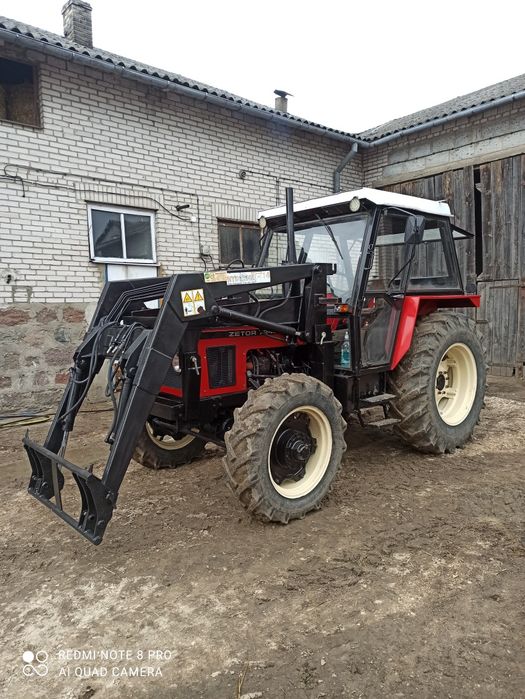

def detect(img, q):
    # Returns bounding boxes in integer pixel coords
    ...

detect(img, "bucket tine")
[51,460,63,511]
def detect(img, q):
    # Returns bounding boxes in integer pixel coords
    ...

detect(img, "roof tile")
[360,73,525,141]
[0,16,360,141]
[1,15,523,143]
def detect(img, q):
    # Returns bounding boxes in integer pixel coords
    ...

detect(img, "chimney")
[274,89,291,113]
[62,0,93,48]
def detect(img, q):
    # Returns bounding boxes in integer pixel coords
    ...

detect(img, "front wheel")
[223,373,347,522]
[133,421,206,469]
[389,311,486,454]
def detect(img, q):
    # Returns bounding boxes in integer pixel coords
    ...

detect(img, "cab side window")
[408,219,458,290]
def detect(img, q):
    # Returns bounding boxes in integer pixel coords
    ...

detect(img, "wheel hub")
[271,428,316,484]
[436,373,446,391]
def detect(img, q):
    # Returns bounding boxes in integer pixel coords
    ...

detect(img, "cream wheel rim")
[145,422,196,450]
[268,405,332,499]
[434,342,477,426]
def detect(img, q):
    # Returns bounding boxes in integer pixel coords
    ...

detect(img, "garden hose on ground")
[0,407,113,429]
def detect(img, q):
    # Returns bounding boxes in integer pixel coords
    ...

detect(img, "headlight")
[172,354,181,373]
[258,216,267,229]
[349,197,361,212]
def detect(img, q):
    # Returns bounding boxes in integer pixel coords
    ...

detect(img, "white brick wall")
[0,40,362,304]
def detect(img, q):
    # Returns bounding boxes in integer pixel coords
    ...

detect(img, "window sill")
[0,117,42,130]
[90,259,159,266]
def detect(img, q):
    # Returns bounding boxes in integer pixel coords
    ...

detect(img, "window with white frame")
[87,205,156,263]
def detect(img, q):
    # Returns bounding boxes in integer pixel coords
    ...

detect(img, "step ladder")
[357,393,400,429]
[360,392,396,406]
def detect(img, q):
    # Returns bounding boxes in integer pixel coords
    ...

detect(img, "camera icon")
[22,650,49,677]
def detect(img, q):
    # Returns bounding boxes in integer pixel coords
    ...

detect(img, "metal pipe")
[285,187,297,264]
[0,28,364,146]
[212,305,301,338]
[333,143,359,192]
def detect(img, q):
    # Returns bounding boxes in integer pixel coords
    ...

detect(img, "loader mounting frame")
[24,263,333,544]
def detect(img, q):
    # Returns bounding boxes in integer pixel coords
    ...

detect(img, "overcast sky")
[2,0,524,133]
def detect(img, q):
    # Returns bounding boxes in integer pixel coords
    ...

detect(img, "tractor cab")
[258,188,472,371]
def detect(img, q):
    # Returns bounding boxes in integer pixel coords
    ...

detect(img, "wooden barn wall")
[479,155,524,281]
[384,157,525,376]
[477,155,524,375]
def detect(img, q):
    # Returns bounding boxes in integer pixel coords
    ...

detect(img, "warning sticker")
[180,289,206,317]
[226,270,271,286]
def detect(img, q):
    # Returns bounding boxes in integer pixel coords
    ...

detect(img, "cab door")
[359,210,420,367]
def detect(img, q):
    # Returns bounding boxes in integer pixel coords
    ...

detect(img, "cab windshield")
[261,213,368,301]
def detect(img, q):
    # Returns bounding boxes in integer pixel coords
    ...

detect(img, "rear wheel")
[223,373,346,522]
[133,421,206,469]
[389,312,486,453]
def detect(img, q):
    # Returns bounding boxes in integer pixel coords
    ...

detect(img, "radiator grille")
[207,346,236,389]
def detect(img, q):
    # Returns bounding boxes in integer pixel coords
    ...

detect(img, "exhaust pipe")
[285,187,297,264]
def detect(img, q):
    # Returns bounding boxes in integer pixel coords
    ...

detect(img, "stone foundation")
[0,302,101,412]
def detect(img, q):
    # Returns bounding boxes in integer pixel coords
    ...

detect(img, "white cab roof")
[258,187,452,220]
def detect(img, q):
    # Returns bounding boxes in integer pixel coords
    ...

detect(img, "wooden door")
[477,280,520,376]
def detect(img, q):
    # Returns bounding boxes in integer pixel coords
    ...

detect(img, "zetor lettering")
[24,187,486,545]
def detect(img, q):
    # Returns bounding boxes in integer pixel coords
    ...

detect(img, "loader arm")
[24,264,333,544]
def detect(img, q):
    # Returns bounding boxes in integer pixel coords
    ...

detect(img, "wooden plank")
[476,279,520,371]
[517,286,525,378]
[462,166,476,285]
[520,155,525,284]
[455,167,475,288]
[509,156,520,280]
[479,163,493,280]
[476,281,492,365]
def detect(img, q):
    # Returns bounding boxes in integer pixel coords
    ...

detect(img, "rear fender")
[390,295,480,370]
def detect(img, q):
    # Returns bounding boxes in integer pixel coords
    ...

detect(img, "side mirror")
[405,215,425,244]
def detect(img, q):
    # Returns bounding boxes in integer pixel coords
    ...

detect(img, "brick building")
[0,1,523,409]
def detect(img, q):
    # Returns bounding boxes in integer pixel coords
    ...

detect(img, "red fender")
[390,295,480,370]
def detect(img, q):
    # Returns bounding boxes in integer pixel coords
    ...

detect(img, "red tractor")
[24,187,486,544]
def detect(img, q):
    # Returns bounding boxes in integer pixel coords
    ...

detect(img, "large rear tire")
[133,421,206,470]
[389,311,486,454]
[223,373,346,522]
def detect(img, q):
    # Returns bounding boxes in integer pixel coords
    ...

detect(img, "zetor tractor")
[24,187,486,545]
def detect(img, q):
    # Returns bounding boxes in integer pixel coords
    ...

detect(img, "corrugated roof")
[0,16,361,143]
[360,73,525,141]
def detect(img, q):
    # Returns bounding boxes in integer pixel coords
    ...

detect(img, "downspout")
[333,143,359,193]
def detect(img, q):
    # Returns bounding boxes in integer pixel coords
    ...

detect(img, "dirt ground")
[0,377,524,698]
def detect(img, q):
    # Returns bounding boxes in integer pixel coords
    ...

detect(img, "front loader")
[24,187,486,544]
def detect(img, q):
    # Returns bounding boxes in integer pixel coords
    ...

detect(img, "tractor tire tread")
[389,311,487,454]
[223,373,346,523]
